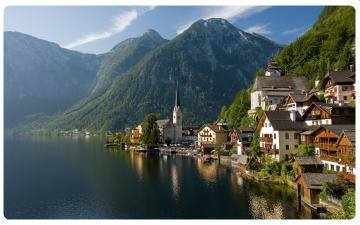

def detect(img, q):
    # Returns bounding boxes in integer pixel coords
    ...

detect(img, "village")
[113,60,356,217]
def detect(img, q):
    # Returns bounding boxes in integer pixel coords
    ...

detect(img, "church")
[155,82,183,143]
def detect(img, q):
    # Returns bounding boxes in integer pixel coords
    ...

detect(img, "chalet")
[335,130,356,183]
[321,70,355,105]
[314,125,355,174]
[229,127,254,155]
[295,173,339,207]
[283,92,320,115]
[198,124,229,144]
[302,102,355,126]
[293,156,324,175]
[256,110,308,161]
[249,62,308,115]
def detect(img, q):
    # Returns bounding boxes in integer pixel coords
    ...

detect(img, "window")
[285,133,289,139]
[294,133,299,139]
[274,133,276,139]
[336,166,340,172]
[342,86,349,91]
[343,96,348,101]
[295,145,298,149]
[330,165,334,171]
[286,145,289,150]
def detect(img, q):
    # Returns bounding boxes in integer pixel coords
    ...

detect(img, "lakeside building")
[301,102,355,126]
[293,156,324,175]
[321,69,355,104]
[314,125,355,182]
[295,173,339,207]
[197,123,229,154]
[249,61,308,115]
[229,127,254,155]
[256,110,308,161]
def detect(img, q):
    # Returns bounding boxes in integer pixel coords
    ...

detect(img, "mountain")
[4,31,103,129]
[89,29,168,98]
[276,6,355,87]
[38,18,281,132]
[219,6,355,129]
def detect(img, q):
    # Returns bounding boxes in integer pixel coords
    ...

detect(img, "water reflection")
[171,165,180,201]
[248,194,285,219]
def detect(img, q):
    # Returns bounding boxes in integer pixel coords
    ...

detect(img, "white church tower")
[172,82,182,143]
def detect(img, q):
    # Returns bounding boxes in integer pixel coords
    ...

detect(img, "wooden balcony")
[260,136,273,143]
[315,143,337,151]
[306,114,322,120]
[260,147,279,154]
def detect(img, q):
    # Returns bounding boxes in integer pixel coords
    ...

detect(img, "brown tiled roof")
[300,173,339,189]
[265,110,308,131]
[253,76,308,91]
[294,156,323,166]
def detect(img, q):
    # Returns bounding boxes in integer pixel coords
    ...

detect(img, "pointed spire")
[175,81,180,107]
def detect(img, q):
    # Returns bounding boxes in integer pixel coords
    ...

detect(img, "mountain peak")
[142,29,164,41]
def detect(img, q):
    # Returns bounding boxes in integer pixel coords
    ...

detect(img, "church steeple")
[175,81,180,107]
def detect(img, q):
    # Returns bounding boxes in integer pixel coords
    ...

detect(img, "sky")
[5,6,324,54]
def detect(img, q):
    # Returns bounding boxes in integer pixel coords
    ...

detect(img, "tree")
[164,136,172,146]
[140,114,160,146]
[297,144,315,156]
[213,147,223,161]
[330,189,355,219]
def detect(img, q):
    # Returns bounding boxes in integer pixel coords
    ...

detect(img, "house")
[198,124,229,145]
[335,130,356,183]
[131,123,144,143]
[302,102,355,126]
[321,70,355,105]
[314,125,355,175]
[197,124,229,154]
[265,60,282,77]
[282,92,320,115]
[229,127,254,155]
[295,173,339,207]
[293,156,324,175]
[256,110,308,161]
[249,76,308,115]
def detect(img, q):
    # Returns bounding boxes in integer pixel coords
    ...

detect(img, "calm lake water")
[4,136,320,219]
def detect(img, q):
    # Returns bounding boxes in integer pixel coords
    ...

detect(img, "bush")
[297,144,315,156]
[329,189,355,219]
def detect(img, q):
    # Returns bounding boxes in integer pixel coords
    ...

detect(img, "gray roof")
[253,76,308,91]
[321,124,355,136]
[265,110,308,131]
[300,173,339,189]
[294,156,323,166]
[343,130,356,144]
[323,70,355,86]
[156,119,170,128]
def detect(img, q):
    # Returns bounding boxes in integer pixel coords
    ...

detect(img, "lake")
[4,136,320,219]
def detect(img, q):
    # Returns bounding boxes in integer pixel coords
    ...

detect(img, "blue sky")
[5,6,324,54]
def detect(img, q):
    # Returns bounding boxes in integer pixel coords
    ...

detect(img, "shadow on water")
[4,136,325,219]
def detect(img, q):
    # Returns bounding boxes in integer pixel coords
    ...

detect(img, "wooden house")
[295,173,339,207]
[302,102,355,126]
[293,156,324,175]
[321,70,355,104]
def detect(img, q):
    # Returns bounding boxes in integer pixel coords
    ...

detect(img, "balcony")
[315,143,337,151]
[260,136,273,143]
[306,114,322,120]
[260,147,279,154]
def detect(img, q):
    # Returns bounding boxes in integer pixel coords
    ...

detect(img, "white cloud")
[64,6,155,49]
[281,26,306,36]
[245,23,271,35]
[176,6,270,34]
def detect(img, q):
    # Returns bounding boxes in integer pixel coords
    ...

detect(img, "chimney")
[290,110,296,122]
